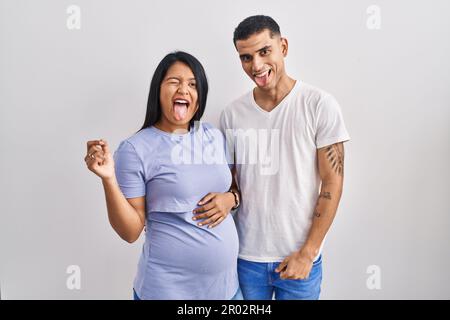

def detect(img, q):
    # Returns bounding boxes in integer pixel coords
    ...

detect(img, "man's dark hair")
[233,15,281,46]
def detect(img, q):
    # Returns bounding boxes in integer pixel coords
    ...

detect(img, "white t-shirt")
[220,80,350,262]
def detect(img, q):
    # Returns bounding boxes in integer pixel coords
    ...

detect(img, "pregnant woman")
[84,51,241,300]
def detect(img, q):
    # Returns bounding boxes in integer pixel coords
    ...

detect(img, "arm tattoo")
[325,143,344,176]
[319,192,332,200]
[314,209,321,218]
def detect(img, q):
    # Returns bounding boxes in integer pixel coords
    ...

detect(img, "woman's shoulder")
[198,121,223,133]
[198,121,225,139]
[116,127,161,156]
[198,121,215,130]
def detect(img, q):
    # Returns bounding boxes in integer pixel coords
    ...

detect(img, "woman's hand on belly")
[192,192,236,228]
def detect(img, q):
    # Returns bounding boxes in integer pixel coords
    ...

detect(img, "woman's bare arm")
[85,139,145,243]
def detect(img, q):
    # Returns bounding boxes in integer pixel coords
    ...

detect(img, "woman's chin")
[168,118,192,128]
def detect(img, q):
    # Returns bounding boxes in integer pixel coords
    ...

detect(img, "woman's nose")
[177,84,189,95]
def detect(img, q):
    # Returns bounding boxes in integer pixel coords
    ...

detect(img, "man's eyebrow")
[256,45,272,53]
[239,45,272,59]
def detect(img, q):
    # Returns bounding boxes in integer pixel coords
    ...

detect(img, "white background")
[1,0,449,299]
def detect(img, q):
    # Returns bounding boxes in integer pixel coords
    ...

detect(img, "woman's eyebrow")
[165,76,196,81]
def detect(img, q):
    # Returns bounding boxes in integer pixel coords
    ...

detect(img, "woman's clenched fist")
[84,139,115,180]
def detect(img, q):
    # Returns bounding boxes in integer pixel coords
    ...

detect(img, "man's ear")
[280,37,289,57]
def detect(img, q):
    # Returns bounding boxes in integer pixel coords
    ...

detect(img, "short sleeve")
[219,110,228,134]
[219,110,235,168]
[113,140,146,198]
[315,94,351,148]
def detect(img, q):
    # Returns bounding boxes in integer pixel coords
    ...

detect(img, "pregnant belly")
[144,211,239,275]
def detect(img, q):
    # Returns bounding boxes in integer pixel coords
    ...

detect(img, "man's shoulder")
[298,81,333,103]
[223,89,253,115]
[295,81,339,114]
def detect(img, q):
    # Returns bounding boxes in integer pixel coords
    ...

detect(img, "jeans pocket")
[312,254,322,266]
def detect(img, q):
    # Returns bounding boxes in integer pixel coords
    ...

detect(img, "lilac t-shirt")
[113,122,239,300]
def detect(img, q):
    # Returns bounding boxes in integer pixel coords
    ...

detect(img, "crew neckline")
[149,123,197,138]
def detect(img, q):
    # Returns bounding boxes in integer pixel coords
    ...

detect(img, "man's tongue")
[173,103,188,121]
[255,71,270,87]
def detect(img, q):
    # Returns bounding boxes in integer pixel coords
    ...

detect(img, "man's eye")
[261,49,270,56]
[241,56,251,62]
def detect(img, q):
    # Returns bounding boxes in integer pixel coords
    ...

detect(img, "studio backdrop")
[1,0,449,299]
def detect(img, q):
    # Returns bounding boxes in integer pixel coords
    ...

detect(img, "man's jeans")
[237,255,323,300]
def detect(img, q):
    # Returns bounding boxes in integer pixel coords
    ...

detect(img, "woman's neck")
[154,120,189,134]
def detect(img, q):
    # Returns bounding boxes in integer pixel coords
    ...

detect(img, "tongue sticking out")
[173,103,188,121]
[255,70,270,87]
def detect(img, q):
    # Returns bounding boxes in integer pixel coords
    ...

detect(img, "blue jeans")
[230,286,243,300]
[133,288,140,300]
[133,287,243,300]
[237,255,323,300]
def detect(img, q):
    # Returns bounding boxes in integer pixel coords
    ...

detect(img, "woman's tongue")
[173,103,188,121]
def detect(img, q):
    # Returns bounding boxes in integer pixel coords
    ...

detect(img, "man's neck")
[254,75,296,112]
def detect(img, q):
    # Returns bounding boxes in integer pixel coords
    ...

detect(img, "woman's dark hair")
[138,51,208,132]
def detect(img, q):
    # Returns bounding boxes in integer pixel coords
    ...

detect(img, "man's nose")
[252,56,264,73]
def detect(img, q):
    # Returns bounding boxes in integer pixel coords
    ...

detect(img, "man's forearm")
[229,166,241,200]
[300,180,343,260]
